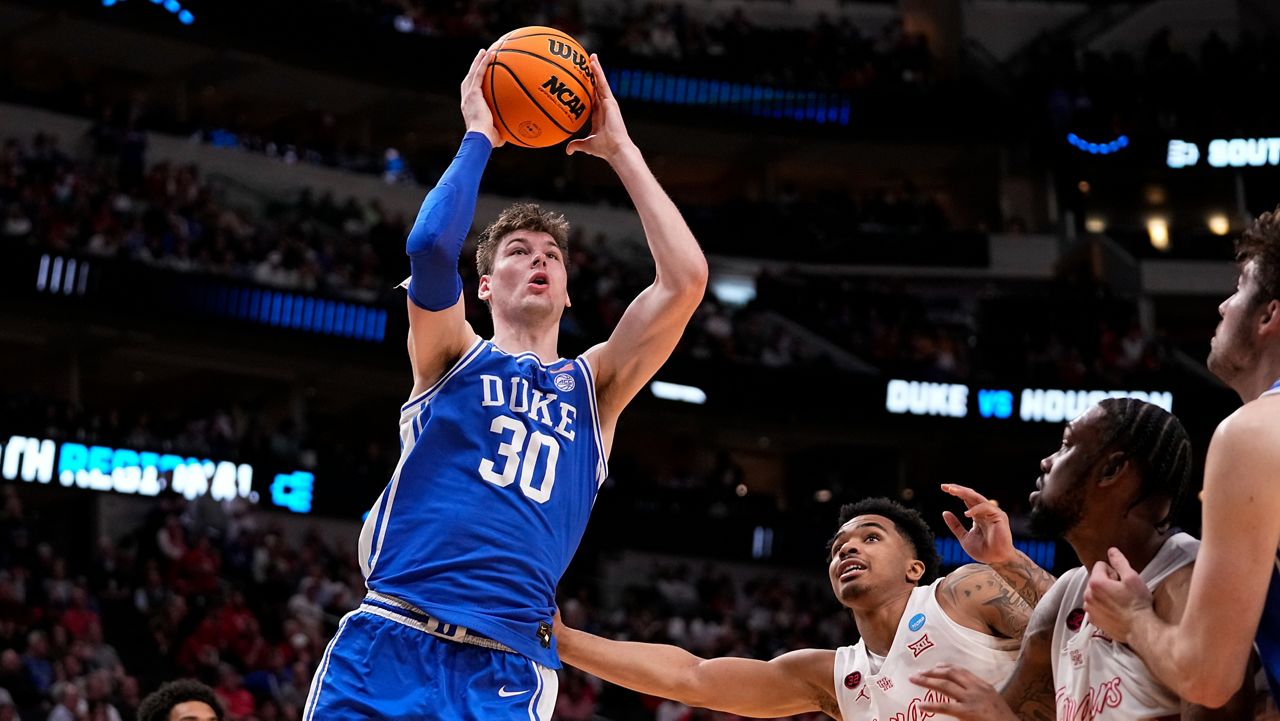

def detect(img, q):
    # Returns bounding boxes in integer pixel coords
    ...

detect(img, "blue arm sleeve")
[405,131,493,311]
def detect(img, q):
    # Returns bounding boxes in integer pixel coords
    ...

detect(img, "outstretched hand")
[941,484,1016,565]
[911,664,1020,721]
[1083,547,1152,643]
[566,55,634,162]
[461,49,504,148]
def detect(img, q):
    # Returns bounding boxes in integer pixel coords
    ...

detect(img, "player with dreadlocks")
[910,399,1254,720]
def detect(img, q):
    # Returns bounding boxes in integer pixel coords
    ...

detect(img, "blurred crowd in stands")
[1024,26,1280,137]
[368,0,932,93]
[756,273,1168,386]
[0,485,848,720]
[140,5,1280,181]
[555,563,849,721]
[2,122,1168,385]
[4,0,1277,231]
[0,128,392,302]
[49,0,936,186]
[0,486,357,721]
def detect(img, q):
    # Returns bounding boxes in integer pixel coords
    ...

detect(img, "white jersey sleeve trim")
[575,355,610,488]
[399,335,485,412]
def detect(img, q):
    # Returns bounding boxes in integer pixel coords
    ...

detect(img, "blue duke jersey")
[1258,553,1280,704]
[357,338,608,668]
[1257,382,1280,704]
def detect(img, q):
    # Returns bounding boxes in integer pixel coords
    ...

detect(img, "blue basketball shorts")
[302,605,558,720]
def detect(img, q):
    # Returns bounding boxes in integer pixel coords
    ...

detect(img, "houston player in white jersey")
[553,497,1033,719]
[909,399,1254,720]
[1085,206,1280,712]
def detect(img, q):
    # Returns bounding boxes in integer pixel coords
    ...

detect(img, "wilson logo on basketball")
[547,40,593,81]
[540,76,587,120]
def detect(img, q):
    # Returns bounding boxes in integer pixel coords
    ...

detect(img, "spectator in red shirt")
[60,588,100,640]
[213,664,254,721]
[178,537,220,596]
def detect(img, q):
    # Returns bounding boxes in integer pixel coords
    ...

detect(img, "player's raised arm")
[1086,407,1280,707]
[403,49,504,396]
[941,484,1057,608]
[555,616,837,718]
[569,55,709,436]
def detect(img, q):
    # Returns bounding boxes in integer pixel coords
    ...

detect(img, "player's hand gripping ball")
[481,26,597,148]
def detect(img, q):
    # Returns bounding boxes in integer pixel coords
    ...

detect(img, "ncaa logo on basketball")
[554,374,575,392]
[908,613,926,632]
[540,76,587,120]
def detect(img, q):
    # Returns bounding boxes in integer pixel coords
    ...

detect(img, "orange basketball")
[482,26,596,148]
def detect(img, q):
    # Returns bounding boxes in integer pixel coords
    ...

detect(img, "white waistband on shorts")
[360,590,515,654]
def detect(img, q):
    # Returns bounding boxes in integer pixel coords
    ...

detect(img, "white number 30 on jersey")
[477,415,559,503]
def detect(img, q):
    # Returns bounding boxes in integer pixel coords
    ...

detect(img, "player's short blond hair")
[475,203,571,277]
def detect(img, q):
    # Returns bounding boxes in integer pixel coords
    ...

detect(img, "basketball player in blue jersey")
[302,48,707,720]
[1085,205,1280,712]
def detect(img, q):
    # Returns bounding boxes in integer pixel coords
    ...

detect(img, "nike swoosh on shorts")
[498,686,531,698]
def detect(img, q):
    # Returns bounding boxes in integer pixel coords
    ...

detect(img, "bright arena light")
[1208,214,1231,236]
[1147,217,1170,251]
[650,381,707,405]
[709,274,757,307]
[1084,216,1107,234]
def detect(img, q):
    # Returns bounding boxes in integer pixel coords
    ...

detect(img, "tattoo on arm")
[989,553,1057,608]
[942,566,1034,638]
[940,565,988,606]
[982,582,1033,639]
[1008,662,1057,721]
